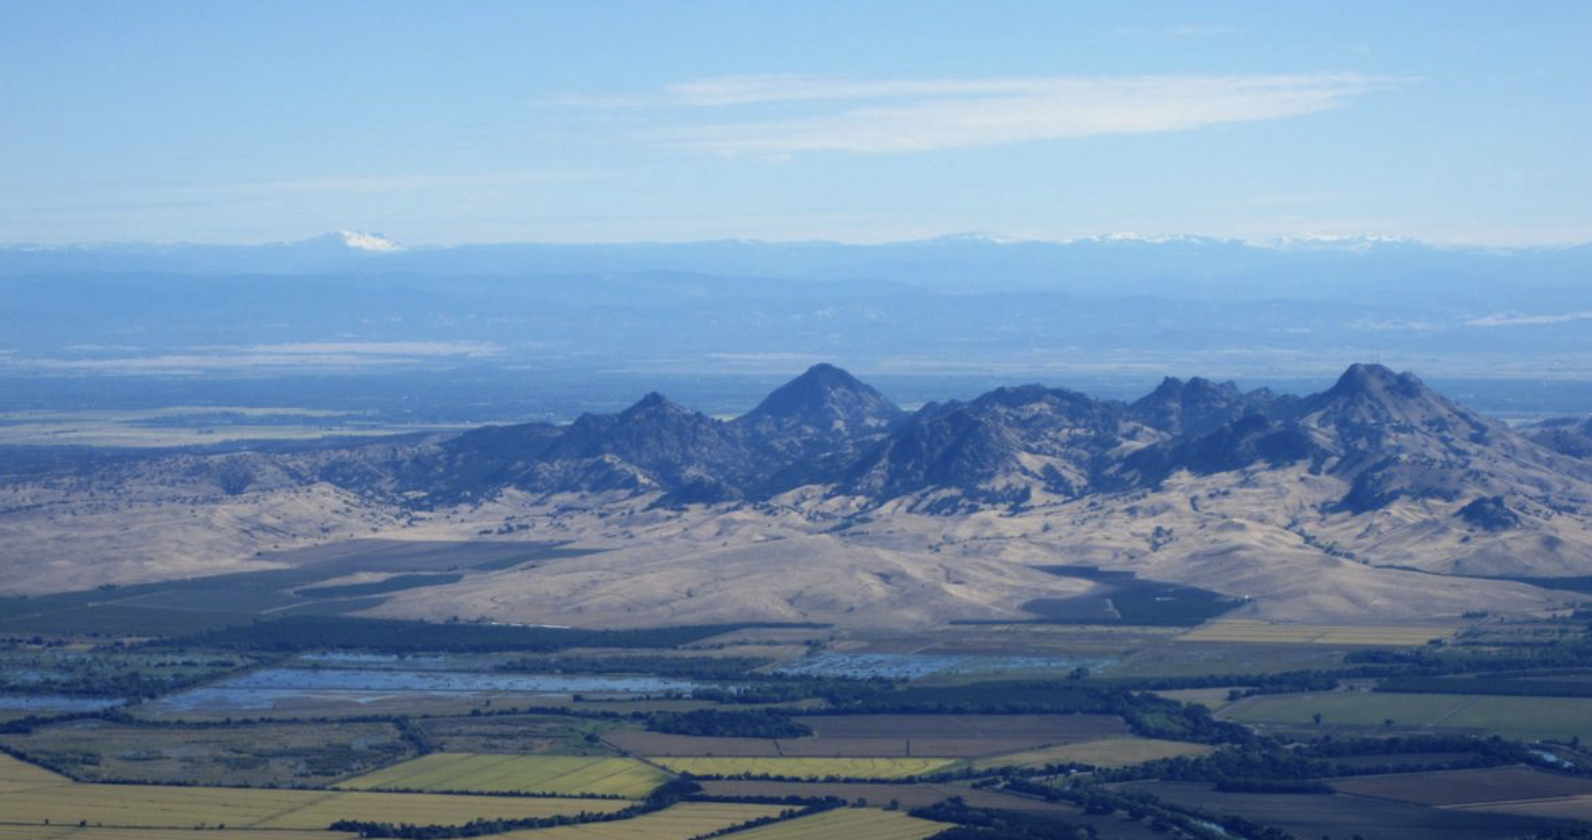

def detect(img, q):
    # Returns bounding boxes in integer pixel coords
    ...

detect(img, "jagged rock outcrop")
[1127,376,1285,438]
[843,385,1132,508]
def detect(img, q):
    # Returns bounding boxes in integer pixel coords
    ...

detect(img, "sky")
[1,1,1589,246]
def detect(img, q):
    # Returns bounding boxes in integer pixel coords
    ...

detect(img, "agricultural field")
[0,718,413,786]
[419,713,620,755]
[492,803,785,839]
[711,807,947,840]
[651,756,957,779]
[799,713,1124,742]
[1331,765,1592,807]
[0,751,71,791]
[1459,795,1592,821]
[697,779,1075,812]
[0,780,627,830]
[1177,620,1458,646]
[1109,639,1351,678]
[971,737,1215,770]
[0,828,348,840]
[337,752,669,797]
[1114,780,1571,840]
[1224,691,1592,742]
[607,713,1127,759]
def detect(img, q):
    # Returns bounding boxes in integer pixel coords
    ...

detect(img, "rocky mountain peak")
[1301,363,1479,441]
[1325,363,1426,402]
[623,391,677,414]
[741,363,901,434]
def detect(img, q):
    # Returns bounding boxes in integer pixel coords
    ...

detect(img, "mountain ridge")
[3,361,1590,627]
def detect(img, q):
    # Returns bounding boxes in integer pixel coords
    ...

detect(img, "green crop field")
[652,757,957,780]
[715,807,946,840]
[493,803,785,839]
[0,719,413,786]
[1178,621,1457,646]
[1224,692,1592,742]
[337,753,670,798]
[972,737,1214,770]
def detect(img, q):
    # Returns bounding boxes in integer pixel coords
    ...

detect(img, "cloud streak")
[1467,310,1592,327]
[570,73,1396,155]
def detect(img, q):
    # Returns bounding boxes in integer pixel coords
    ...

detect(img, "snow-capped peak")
[337,230,404,252]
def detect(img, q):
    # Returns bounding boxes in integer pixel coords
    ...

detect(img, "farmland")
[0,751,71,790]
[1177,620,1458,646]
[1460,795,1592,821]
[491,803,785,839]
[418,713,620,754]
[1224,691,1592,742]
[707,807,946,840]
[697,779,1076,811]
[1114,780,1572,840]
[337,753,670,797]
[1331,765,1592,807]
[971,736,1214,770]
[0,718,413,786]
[1,546,1590,840]
[606,713,1128,758]
[652,756,959,779]
[0,828,348,840]
[0,780,627,830]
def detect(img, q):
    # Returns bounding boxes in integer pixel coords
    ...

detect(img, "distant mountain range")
[5,234,1592,403]
[5,233,1591,305]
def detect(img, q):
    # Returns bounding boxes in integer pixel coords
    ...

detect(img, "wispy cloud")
[1114,24,1239,38]
[1466,310,1592,327]
[181,170,604,196]
[559,73,1397,156]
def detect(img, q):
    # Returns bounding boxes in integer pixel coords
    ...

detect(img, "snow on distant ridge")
[337,230,404,252]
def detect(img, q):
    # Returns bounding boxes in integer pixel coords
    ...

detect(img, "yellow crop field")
[495,803,785,839]
[337,753,669,798]
[0,782,625,830]
[717,807,946,840]
[972,737,1214,770]
[0,752,72,793]
[0,827,348,840]
[1177,620,1456,646]
[653,757,957,780]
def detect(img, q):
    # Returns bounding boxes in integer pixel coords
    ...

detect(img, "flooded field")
[0,694,126,713]
[140,667,707,714]
[220,667,701,693]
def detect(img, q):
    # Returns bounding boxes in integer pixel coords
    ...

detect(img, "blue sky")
[1,1,1588,246]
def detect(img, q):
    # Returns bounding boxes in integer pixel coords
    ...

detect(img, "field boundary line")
[1439,794,1592,810]
[1426,695,1481,727]
[247,788,341,828]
